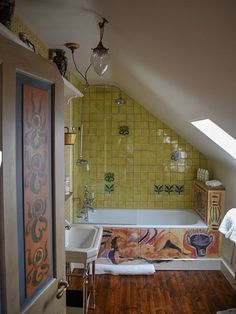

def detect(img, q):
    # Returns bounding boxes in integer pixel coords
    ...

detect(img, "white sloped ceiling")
[16,0,236,166]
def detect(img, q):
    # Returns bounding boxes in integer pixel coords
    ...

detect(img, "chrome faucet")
[81,185,95,221]
[65,219,71,230]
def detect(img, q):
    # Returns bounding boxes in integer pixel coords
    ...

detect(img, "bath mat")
[217,309,236,314]
[95,264,155,275]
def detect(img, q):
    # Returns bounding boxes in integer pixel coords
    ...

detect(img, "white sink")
[65,224,103,265]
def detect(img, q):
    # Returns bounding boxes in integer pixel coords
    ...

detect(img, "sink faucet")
[65,219,71,230]
[81,185,95,221]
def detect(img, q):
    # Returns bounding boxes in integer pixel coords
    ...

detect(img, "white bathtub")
[74,208,222,271]
[75,208,207,228]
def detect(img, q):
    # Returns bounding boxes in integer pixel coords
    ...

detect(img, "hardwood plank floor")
[69,270,236,314]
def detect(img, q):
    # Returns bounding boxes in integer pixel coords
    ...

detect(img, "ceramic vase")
[53,49,67,77]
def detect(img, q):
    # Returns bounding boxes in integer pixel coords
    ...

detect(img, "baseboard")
[221,258,236,290]
[154,258,222,270]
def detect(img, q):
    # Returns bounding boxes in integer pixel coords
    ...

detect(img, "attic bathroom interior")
[0,1,236,314]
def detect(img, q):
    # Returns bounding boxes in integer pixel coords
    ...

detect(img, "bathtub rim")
[74,208,208,229]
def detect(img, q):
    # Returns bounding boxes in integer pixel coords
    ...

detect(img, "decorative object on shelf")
[64,17,110,86]
[197,168,210,182]
[119,126,129,136]
[0,0,15,29]
[105,172,115,194]
[64,126,77,145]
[18,32,36,52]
[53,49,67,77]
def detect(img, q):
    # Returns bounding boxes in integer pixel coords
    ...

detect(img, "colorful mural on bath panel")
[98,228,220,264]
[23,84,51,297]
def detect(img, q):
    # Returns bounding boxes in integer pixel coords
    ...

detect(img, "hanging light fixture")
[65,17,110,86]
[90,18,109,76]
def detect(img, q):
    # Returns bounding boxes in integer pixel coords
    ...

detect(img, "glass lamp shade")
[90,44,110,76]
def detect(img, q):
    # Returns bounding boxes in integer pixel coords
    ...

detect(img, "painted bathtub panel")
[98,227,220,264]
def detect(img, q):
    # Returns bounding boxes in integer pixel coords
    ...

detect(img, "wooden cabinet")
[193,180,225,230]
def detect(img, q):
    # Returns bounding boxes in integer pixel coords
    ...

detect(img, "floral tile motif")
[154,184,184,195]
[154,184,164,194]
[104,172,115,182]
[119,125,129,136]
[105,184,114,194]
[104,172,115,193]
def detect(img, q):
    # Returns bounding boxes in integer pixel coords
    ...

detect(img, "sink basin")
[65,224,103,265]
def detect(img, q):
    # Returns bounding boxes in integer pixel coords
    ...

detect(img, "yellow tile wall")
[72,84,208,217]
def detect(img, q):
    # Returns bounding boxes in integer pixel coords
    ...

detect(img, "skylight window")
[191,119,236,159]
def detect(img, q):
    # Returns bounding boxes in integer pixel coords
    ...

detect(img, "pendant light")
[64,17,109,86]
[90,18,110,76]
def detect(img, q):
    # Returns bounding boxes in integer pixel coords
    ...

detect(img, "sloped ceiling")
[16,0,236,166]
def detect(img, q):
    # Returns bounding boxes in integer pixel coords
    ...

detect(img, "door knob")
[56,279,69,299]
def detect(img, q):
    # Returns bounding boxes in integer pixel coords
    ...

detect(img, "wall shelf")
[0,23,30,50]
[63,77,83,105]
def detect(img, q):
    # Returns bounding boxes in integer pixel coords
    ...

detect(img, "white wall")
[209,159,236,211]
[209,159,236,273]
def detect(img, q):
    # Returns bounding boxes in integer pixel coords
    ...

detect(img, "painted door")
[0,33,66,313]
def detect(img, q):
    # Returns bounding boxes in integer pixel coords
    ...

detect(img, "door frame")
[0,33,65,313]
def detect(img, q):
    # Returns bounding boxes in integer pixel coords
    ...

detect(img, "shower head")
[115,95,126,105]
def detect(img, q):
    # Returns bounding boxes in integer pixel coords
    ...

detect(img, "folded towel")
[95,264,155,275]
[219,208,236,244]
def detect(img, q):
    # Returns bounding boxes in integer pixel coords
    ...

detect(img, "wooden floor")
[69,270,236,314]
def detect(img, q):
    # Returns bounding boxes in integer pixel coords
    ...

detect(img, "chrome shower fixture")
[115,95,126,105]
[76,124,89,168]
[76,158,88,165]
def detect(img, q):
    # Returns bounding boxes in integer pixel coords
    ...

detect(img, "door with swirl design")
[0,33,65,314]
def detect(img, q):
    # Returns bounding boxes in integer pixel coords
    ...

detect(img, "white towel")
[95,264,155,275]
[219,208,236,244]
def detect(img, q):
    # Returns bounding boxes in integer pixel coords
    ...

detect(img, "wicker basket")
[64,127,77,145]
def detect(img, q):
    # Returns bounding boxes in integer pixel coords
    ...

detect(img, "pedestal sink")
[65,224,103,265]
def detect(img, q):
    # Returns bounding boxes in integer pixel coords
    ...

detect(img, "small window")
[191,119,236,159]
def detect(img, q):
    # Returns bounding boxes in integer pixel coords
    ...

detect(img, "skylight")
[191,119,236,159]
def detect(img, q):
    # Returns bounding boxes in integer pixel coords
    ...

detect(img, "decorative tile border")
[105,172,115,194]
[154,184,184,195]
[119,126,129,136]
